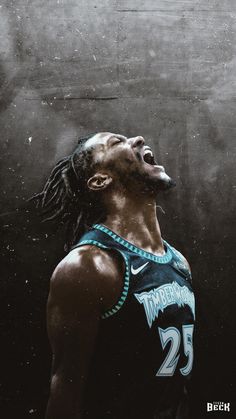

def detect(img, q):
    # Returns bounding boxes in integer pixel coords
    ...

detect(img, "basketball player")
[34,133,195,419]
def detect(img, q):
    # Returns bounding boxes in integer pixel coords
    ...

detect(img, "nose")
[131,136,145,148]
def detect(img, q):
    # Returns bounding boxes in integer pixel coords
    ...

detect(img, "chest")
[127,255,194,327]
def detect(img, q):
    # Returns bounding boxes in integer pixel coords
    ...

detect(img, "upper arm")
[47,246,124,380]
[45,246,125,417]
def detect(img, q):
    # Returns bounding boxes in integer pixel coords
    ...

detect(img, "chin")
[159,172,176,186]
[150,172,176,192]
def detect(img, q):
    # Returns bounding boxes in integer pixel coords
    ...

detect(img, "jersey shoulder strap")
[72,226,130,319]
[73,225,126,252]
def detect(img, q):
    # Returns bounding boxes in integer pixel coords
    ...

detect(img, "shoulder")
[51,245,124,285]
[167,241,191,271]
[49,245,125,311]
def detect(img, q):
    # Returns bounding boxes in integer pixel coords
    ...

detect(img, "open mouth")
[143,149,157,166]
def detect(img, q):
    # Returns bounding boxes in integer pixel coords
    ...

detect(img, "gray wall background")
[1,1,236,418]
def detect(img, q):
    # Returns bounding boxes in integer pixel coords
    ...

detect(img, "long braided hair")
[30,133,106,250]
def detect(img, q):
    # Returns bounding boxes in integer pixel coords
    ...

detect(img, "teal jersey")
[73,224,195,419]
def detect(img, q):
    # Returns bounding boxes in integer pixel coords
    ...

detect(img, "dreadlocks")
[30,133,106,250]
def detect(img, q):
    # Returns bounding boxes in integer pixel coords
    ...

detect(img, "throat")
[125,230,165,257]
[104,202,164,256]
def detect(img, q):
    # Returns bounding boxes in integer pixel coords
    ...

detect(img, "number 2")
[156,324,194,377]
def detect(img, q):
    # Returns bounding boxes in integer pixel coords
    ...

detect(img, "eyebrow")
[115,134,127,140]
[107,134,127,142]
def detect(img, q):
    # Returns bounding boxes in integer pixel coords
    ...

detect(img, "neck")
[103,191,165,256]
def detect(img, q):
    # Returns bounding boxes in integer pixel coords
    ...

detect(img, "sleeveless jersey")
[73,224,195,419]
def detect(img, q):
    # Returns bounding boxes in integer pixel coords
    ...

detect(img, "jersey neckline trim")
[93,224,172,264]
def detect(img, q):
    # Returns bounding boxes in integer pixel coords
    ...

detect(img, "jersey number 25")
[156,324,194,377]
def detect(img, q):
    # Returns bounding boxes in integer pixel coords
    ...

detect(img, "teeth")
[143,150,153,157]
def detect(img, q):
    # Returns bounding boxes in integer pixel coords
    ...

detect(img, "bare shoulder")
[49,245,125,312]
[51,245,124,288]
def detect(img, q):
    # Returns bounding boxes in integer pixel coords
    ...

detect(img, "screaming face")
[84,132,175,195]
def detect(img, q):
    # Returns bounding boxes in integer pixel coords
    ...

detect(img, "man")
[35,132,195,419]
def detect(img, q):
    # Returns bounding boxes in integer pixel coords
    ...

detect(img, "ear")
[87,173,113,191]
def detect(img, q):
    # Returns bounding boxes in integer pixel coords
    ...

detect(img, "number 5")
[156,324,194,377]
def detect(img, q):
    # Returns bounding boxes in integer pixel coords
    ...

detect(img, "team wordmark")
[134,282,195,328]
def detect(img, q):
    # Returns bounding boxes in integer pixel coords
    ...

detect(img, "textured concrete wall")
[1,1,236,418]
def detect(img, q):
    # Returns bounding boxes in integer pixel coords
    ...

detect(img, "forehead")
[84,132,126,149]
